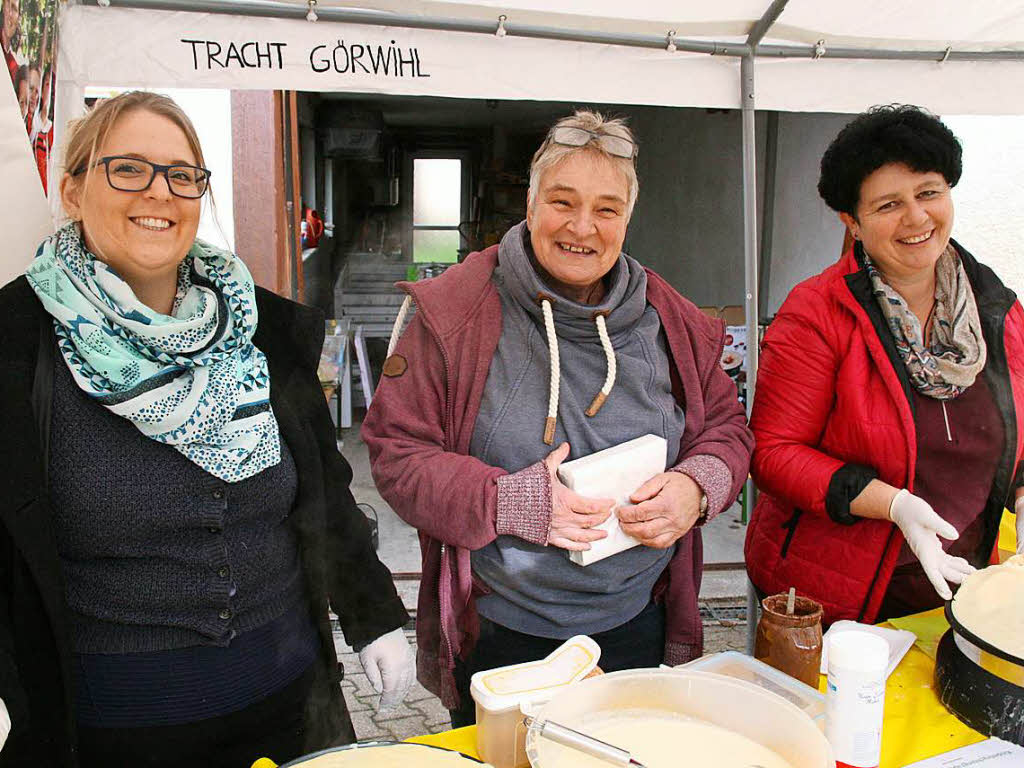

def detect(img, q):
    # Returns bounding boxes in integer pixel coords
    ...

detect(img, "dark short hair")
[817,105,962,216]
[13,63,27,91]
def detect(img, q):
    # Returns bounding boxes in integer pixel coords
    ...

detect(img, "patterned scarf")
[864,244,986,400]
[27,223,281,482]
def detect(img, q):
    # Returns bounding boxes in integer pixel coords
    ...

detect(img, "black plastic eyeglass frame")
[73,156,212,199]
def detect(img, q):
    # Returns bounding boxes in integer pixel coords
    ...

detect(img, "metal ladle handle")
[523,715,646,768]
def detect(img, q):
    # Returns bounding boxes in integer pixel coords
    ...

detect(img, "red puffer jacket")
[745,241,1024,625]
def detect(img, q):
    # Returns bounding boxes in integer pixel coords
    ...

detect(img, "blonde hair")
[62,91,209,217]
[528,110,639,219]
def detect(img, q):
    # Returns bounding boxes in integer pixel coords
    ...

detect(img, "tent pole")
[740,52,760,656]
[738,0,786,656]
[758,111,778,322]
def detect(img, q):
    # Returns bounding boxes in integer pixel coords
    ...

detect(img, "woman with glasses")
[0,91,413,768]
[363,110,753,726]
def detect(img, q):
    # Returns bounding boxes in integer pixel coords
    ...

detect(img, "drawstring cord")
[540,297,561,445]
[387,295,413,358]
[539,297,616,444]
[586,311,616,417]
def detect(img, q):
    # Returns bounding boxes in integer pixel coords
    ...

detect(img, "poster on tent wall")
[3,0,61,194]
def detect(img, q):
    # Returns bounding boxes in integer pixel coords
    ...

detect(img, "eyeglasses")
[73,156,212,199]
[550,126,638,160]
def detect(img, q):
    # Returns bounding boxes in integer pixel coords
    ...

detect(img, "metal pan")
[944,601,1024,687]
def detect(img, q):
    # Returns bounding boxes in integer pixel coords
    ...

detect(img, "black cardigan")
[0,276,409,766]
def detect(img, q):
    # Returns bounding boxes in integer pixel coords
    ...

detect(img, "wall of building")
[763,112,850,316]
[622,107,849,316]
[623,107,766,309]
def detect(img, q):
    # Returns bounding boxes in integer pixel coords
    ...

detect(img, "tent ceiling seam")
[83,0,1024,62]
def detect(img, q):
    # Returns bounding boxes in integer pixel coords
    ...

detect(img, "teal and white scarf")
[27,223,281,482]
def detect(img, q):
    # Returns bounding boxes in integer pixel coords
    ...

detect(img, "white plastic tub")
[525,668,834,768]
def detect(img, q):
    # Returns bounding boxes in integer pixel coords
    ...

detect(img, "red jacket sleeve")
[362,313,513,551]
[750,286,847,518]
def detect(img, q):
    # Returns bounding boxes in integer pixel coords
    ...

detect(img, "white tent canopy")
[57,0,1024,114]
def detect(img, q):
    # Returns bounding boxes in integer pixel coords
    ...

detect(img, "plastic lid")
[828,629,889,672]
[470,635,601,712]
[678,651,825,721]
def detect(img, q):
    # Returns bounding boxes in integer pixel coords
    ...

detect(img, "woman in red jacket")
[745,105,1024,625]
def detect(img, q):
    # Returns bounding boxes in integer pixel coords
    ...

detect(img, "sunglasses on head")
[550,126,638,160]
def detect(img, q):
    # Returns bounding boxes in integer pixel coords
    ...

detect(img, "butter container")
[471,635,601,768]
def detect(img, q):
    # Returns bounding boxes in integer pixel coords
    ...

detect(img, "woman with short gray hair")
[364,110,753,726]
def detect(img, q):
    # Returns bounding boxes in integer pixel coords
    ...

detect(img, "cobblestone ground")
[335,610,750,741]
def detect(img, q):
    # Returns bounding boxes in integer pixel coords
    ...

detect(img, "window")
[412,158,462,263]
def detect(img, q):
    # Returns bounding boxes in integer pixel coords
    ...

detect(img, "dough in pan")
[952,554,1024,659]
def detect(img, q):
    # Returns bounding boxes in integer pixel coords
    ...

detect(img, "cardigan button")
[219,608,233,621]
[217,566,230,579]
[212,489,225,500]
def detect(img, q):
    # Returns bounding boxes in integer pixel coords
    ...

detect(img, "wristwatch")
[699,493,708,515]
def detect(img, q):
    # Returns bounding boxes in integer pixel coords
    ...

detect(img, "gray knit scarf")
[864,244,986,400]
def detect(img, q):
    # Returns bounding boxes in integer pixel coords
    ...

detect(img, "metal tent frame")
[81,0,1024,650]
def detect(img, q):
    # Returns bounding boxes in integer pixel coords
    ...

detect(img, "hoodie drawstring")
[387,295,413,358]
[540,297,561,445]
[538,297,617,444]
[586,311,616,417]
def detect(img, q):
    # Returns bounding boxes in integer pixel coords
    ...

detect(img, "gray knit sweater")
[469,222,685,638]
[49,354,306,653]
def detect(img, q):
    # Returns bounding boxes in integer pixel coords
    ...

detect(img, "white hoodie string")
[540,296,561,445]
[386,295,413,358]
[586,311,616,417]
[539,297,616,444]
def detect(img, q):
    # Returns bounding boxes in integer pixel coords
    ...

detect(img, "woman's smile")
[130,216,175,232]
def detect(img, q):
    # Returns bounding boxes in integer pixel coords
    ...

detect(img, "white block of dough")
[556,434,668,566]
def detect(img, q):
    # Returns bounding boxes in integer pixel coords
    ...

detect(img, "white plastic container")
[471,636,601,768]
[680,650,826,723]
[525,668,834,768]
[825,630,888,768]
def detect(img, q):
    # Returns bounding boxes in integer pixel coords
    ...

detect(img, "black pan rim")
[944,600,1024,668]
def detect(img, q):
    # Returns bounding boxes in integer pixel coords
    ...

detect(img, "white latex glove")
[358,628,415,713]
[889,489,975,601]
[0,697,9,753]
[1015,495,1024,555]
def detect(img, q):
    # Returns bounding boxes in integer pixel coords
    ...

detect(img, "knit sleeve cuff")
[495,461,552,546]
[825,463,878,525]
[671,454,733,523]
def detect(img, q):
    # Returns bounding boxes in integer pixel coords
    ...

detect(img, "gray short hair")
[528,110,639,219]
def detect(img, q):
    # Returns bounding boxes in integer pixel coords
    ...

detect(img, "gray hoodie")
[469,222,686,638]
